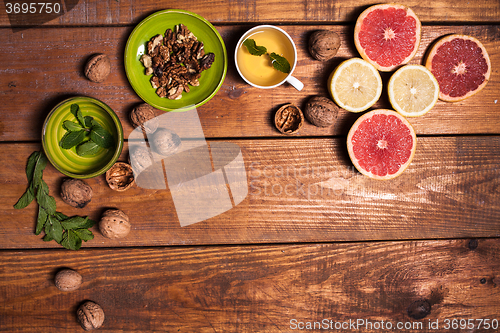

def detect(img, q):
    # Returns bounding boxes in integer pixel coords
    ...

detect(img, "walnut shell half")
[105,162,135,192]
[77,301,105,331]
[99,209,131,239]
[274,104,304,135]
[60,178,92,208]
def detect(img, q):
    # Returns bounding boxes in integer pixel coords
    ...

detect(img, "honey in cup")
[237,27,296,87]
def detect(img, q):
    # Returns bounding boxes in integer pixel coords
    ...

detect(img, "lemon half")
[388,64,439,117]
[328,58,382,113]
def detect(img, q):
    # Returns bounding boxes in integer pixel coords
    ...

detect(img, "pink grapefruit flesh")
[347,109,417,180]
[354,4,421,72]
[425,34,491,102]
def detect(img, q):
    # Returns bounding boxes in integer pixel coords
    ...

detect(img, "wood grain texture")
[1,0,500,27]
[1,136,499,249]
[1,25,499,142]
[1,239,499,332]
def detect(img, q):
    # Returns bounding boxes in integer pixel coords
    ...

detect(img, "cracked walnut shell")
[105,162,135,192]
[60,178,92,208]
[99,209,131,239]
[274,104,304,135]
[77,301,105,331]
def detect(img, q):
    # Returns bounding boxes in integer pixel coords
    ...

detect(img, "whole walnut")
[60,178,93,208]
[77,301,105,331]
[304,96,339,127]
[129,145,153,174]
[84,54,111,83]
[152,128,181,156]
[130,103,158,134]
[308,30,341,61]
[99,209,131,239]
[54,269,82,292]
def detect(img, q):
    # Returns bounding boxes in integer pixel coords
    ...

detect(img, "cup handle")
[286,75,304,91]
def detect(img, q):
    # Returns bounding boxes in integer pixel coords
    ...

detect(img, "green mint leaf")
[78,217,96,230]
[59,130,87,149]
[243,39,267,56]
[14,151,42,209]
[269,52,291,74]
[84,116,94,128]
[32,151,48,188]
[61,230,82,250]
[70,104,85,128]
[76,140,102,157]
[26,151,40,183]
[54,212,69,221]
[14,183,35,209]
[36,188,56,215]
[36,206,48,235]
[63,120,84,132]
[43,233,54,242]
[74,229,94,242]
[70,103,79,117]
[39,178,50,195]
[45,216,63,244]
[61,216,94,230]
[60,216,85,230]
[90,125,114,149]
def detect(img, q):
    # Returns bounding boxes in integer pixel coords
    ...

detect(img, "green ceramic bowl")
[124,9,227,111]
[42,97,124,179]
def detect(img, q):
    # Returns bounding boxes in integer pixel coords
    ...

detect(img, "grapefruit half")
[354,4,421,72]
[425,34,491,102]
[347,109,417,180]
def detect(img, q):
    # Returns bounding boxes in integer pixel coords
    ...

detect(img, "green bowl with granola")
[42,96,124,179]
[124,9,227,111]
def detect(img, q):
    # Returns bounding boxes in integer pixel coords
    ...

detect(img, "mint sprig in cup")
[235,25,303,91]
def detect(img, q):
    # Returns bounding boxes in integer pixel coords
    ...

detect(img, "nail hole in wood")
[408,300,431,320]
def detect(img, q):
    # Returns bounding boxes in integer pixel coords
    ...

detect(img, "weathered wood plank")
[0,239,499,332]
[1,137,499,249]
[1,25,499,142]
[1,0,499,27]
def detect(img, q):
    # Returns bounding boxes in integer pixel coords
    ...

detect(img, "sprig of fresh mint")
[59,104,115,156]
[14,151,96,250]
[243,38,291,74]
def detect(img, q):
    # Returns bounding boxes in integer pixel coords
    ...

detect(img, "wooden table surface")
[1,1,499,332]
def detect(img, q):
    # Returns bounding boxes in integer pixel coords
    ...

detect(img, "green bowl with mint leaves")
[42,96,124,179]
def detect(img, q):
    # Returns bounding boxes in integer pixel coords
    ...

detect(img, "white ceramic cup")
[234,25,304,91]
